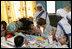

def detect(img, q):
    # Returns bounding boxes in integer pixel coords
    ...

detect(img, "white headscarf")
[66,11,71,21]
[56,8,68,18]
[37,3,45,11]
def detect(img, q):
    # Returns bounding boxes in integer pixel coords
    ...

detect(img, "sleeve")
[56,25,64,40]
[46,12,50,25]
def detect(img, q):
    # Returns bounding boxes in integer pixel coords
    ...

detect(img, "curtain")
[1,1,9,24]
[1,1,37,24]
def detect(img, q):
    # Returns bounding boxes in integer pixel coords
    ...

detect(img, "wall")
[56,1,71,11]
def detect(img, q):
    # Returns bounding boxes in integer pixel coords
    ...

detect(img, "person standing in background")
[56,10,71,48]
[33,3,50,33]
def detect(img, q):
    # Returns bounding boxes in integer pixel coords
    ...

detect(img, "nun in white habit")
[33,3,50,28]
[56,11,71,48]
[56,6,71,39]
[56,6,71,19]
[56,6,71,48]
[33,3,50,33]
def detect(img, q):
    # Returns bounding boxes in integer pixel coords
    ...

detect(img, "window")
[47,1,55,13]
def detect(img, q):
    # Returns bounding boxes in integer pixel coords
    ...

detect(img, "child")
[14,35,28,48]
[1,21,8,37]
[29,21,40,36]
[37,18,53,38]
[14,35,24,48]
[1,21,15,38]
[50,34,69,48]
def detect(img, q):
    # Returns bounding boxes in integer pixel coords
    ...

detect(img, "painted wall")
[37,1,71,11]
[56,1,71,11]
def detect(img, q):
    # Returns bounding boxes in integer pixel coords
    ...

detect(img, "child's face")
[59,35,67,45]
[1,25,4,31]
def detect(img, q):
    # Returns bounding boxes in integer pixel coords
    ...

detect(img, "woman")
[1,21,15,37]
[56,11,71,48]
[33,3,50,29]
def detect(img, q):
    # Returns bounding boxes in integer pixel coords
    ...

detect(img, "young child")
[37,18,53,38]
[1,21,15,38]
[1,21,9,37]
[1,21,7,36]
[14,35,28,48]
[50,34,69,48]
[14,35,24,48]
[29,21,41,36]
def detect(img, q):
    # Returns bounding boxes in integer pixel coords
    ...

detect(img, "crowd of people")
[1,3,71,48]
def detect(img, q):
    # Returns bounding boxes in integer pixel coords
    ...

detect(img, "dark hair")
[64,34,70,47]
[64,34,69,42]
[1,21,7,30]
[29,21,34,29]
[37,18,46,26]
[14,35,24,47]
[30,21,33,24]
[19,18,33,31]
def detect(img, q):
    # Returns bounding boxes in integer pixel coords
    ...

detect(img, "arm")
[46,12,50,25]
[56,25,64,40]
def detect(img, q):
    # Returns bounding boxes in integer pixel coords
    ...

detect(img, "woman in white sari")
[56,6,71,48]
[33,3,50,33]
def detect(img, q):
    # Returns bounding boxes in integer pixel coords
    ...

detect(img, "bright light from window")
[14,1,21,20]
[47,1,55,13]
